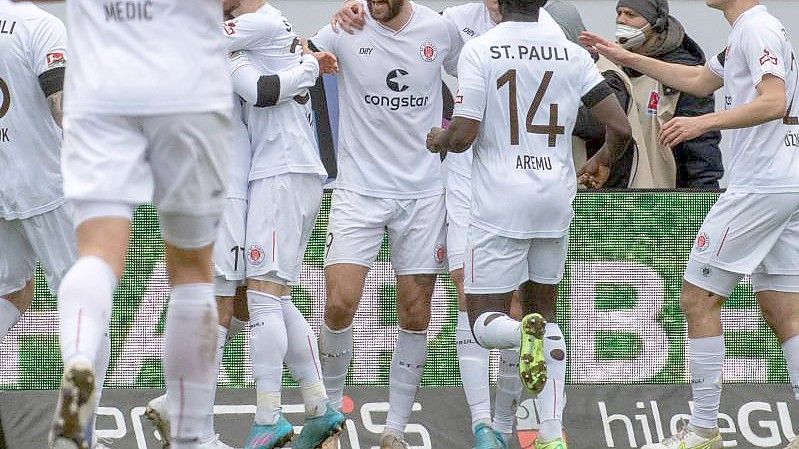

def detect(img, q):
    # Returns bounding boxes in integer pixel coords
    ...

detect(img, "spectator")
[549,0,653,188]
[615,0,723,188]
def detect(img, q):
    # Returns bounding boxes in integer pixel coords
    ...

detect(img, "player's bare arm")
[577,82,633,189]
[579,31,724,98]
[660,74,787,148]
[331,0,365,34]
[426,117,480,157]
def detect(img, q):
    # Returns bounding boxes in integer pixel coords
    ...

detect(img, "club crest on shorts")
[701,265,712,277]
[420,41,438,62]
[248,245,265,266]
[433,244,446,264]
[695,232,710,253]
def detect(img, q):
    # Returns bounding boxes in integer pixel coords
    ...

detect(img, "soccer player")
[221,2,345,449]
[427,1,632,449]
[310,1,461,448]
[0,0,74,345]
[581,0,799,447]
[40,0,233,448]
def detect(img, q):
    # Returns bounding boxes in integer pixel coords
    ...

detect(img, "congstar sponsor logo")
[363,69,430,111]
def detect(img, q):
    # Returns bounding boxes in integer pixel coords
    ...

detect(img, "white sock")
[783,335,799,401]
[456,311,490,428]
[227,316,247,343]
[282,296,329,417]
[58,256,117,365]
[473,312,520,350]
[248,290,287,425]
[688,335,724,430]
[164,283,218,443]
[0,297,21,342]
[200,324,228,441]
[91,331,111,446]
[536,323,567,441]
[319,323,353,411]
[493,349,522,435]
[385,328,427,436]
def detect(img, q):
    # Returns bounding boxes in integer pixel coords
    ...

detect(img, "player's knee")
[398,301,431,331]
[324,295,358,329]
[165,245,213,285]
[680,281,723,320]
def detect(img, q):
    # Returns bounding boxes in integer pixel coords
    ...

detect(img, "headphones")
[652,0,668,33]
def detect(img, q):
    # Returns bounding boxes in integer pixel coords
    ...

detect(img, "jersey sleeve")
[740,25,789,86]
[310,24,338,55]
[222,13,280,51]
[452,42,486,122]
[29,14,67,77]
[442,15,464,77]
[707,48,726,79]
[577,47,605,97]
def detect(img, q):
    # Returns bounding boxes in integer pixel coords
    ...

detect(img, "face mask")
[616,23,650,49]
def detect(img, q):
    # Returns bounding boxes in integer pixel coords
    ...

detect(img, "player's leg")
[520,236,568,448]
[643,192,792,448]
[494,291,524,440]
[0,219,35,342]
[267,174,344,449]
[146,112,230,449]
[380,195,447,448]
[321,189,387,411]
[445,173,493,442]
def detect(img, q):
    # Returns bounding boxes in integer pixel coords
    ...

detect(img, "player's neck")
[721,0,758,25]
[236,0,266,16]
[501,11,540,23]
[377,1,414,32]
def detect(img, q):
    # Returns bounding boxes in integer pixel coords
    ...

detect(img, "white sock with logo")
[248,290,287,425]
[688,335,724,430]
[0,297,21,342]
[59,256,117,366]
[456,311,491,428]
[385,328,427,437]
[282,296,329,418]
[536,323,567,442]
[493,349,522,435]
[319,323,353,411]
[163,283,218,443]
[782,334,799,400]
[473,312,520,350]
[200,324,228,442]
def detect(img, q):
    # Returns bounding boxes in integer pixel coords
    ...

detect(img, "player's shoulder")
[735,7,786,40]
[442,2,483,22]
[232,8,284,33]
[412,1,455,27]
[7,1,61,25]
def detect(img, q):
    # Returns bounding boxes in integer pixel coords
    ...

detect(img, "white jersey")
[312,1,462,199]
[227,98,251,200]
[455,21,604,238]
[64,0,231,115]
[225,5,326,181]
[0,2,66,219]
[442,2,566,178]
[707,5,799,193]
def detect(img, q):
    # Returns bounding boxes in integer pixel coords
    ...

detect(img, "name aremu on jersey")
[490,44,570,61]
[516,155,553,170]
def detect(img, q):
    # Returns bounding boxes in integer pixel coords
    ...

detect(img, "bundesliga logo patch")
[248,245,265,266]
[46,52,65,68]
[420,41,438,62]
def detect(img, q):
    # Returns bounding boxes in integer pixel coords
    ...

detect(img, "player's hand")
[427,127,446,153]
[577,149,612,189]
[660,116,709,149]
[578,31,634,66]
[331,0,365,34]
[314,51,339,75]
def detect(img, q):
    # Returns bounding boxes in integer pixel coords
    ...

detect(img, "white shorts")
[684,191,799,297]
[324,189,447,275]
[464,225,568,294]
[62,112,230,217]
[0,206,77,296]
[245,174,323,284]
[445,170,471,272]
[213,198,247,296]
